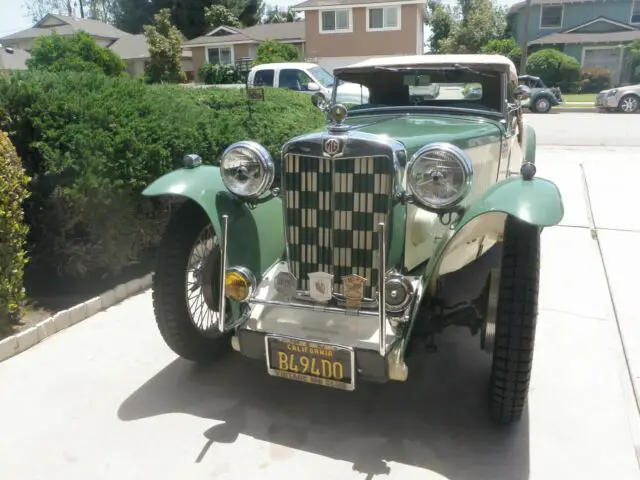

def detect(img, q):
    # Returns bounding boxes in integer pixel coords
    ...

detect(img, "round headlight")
[220,141,275,199]
[406,142,473,209]
[225,267,256,302]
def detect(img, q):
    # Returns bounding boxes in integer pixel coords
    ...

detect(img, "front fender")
[459,176,564,229]
[143,165,285,278]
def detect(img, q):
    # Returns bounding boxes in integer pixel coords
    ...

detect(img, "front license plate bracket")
[264,335,356,391]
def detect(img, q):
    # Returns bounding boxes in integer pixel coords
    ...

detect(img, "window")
[632,0,640,24]
[540,5,563,28]
[206,46,233,65]
[254,69,274,87]
[367,6,400,31]
[279,69,315,91]
[320,9,351,33]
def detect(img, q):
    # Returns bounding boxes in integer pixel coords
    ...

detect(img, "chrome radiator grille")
[283,153,394,298]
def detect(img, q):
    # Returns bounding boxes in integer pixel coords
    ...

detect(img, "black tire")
[151,200,232,363]
[533,96,552,113]
[618,94,639,113]
[488,216,540,425]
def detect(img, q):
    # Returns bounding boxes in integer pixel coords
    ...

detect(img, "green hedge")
[0,71,325,279]
[0,131,30,334]
[526,49,581,87]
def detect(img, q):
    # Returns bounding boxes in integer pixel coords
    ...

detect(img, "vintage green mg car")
[142,54,564,425]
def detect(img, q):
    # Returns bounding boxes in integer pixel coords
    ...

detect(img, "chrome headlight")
[406,142,473,209]
[220,141,275,199]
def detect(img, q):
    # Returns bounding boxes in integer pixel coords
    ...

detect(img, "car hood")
[602,84,640,94]
[340,113,504,157]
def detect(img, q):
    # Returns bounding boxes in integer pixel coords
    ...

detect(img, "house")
[182,22,306,78]
[0,45,30,74]
[181,0,426,78]
[291,0,426,72]
[0,13,129,51]
[108,34,194,79]
[508,0,640,85]
[0,14,194,78]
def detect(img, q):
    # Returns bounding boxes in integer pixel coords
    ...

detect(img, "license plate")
[264,336,355,391]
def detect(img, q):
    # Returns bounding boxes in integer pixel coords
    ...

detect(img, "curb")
[553,107,598,113]
[0,273,153,364]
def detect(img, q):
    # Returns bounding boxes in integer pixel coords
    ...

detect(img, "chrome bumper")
[218,217,401,358]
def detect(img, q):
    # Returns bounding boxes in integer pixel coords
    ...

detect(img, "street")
[1,112,640,480]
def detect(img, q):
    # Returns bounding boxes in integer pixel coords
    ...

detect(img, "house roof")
[529,29,640,45]
[0,45,30,70]
[0,13,128,43]
[108,34,192,60]
[292,0,424,10]
[183,22,305,47]
[529,16,640,45]
[508,0,597,15]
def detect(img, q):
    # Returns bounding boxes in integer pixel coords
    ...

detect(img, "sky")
[0,0,521,41]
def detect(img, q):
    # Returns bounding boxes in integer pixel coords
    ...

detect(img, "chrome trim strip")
[378,221,386,356]
[249,296,380,316]
[218,214,229,333]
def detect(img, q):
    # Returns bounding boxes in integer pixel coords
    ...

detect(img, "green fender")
[459,175,564,229]
[142,165,285,279]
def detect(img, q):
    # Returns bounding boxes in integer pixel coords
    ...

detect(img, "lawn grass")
[563,93,597,103]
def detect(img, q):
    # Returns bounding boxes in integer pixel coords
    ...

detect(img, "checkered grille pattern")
[283,154,394,298]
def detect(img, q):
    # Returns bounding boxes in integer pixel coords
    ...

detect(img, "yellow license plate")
[265,336,355,391]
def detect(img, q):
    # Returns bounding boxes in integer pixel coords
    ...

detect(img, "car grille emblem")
[274,271,297,299]
[308,272,333,302]
[342,274,367,308]
[323,137,341,156]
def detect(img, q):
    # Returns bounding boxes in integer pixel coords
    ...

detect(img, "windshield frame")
[309,66,335,88]
[330,66,509,119]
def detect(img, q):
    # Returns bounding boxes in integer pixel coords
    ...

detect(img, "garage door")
[583,48,620,83]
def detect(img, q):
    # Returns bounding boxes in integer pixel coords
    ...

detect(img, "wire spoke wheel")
[184,224,230,335]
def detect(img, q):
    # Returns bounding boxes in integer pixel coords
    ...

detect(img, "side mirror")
[306,82,321,92]
[515,85,531,101]
[311,92,329,111]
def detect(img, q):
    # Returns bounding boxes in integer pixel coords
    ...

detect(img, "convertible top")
[334,54,519,83]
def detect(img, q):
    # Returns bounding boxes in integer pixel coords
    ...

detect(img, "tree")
[261,5,301,23]
[205,4,241,29]
[114,0,262,37]
[253,39,300,65]
[143,8,186,83]
[26,31,125,75]
[625,39,640,83]
[425,0,454,52]
[480,37,522,70]
[24,0,115,21]
[426,0,507,54]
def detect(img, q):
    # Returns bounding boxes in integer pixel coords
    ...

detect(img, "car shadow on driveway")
[117,325,529,479]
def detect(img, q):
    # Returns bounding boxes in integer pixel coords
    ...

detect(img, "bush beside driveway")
[0,71,325,339]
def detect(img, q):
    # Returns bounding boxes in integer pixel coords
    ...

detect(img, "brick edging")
[0,273,153,364]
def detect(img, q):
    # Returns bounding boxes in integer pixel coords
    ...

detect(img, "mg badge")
[308,272,334,303]
[342,274,367,308]
[274,271,297,299]
[323,137,341,157]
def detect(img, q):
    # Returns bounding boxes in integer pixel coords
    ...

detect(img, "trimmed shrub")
[0,71,325,279]
[26,31,125,76]
[580,67,611,93]
[526,49,580,86]
[199,64,244,85]
[253,40,301,66]
[0,130,30,334]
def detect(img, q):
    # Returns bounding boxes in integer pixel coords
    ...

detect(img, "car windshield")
[332,66,504,113]
[309,66,335,88]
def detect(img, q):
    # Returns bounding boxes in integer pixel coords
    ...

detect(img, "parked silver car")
[595,84,640,113]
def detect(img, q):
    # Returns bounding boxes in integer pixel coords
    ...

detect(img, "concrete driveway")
[0,113,639,480]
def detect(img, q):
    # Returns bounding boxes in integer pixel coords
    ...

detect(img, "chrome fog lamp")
[220,141,275,200]
[406,142,473,209]
[384,274,414,314]
[224,266,257,302]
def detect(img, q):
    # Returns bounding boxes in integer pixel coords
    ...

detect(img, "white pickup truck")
[218,62,369,105]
